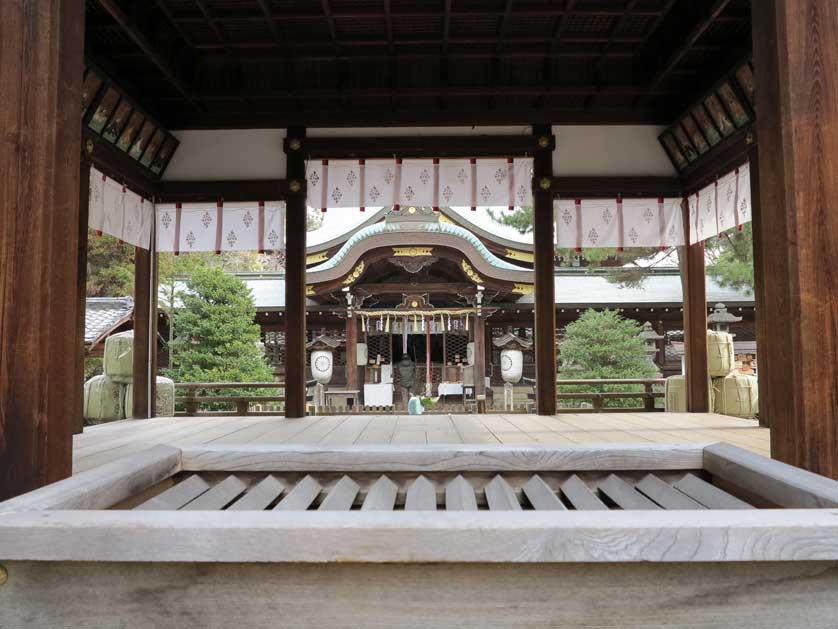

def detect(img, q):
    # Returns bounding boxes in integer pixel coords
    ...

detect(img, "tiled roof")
[85,297,133,344]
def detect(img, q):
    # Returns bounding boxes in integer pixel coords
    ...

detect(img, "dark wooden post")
[345,310,359,393]
[0,0,85,499]
[132,245,156,418]
[284,127,307,418]
[532,124,557,415]
[75,154,92,434]
[752,0,838,477]
[746,142,768,427]
[474,307,486,413]
[680,199,710,412]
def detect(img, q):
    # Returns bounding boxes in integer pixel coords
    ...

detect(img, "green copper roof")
[308,220,528,273]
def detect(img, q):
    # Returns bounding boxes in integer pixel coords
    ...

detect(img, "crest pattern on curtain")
[688,162,752,244]
[155,201,285,254]
[305,157,533,211]
[554,197,685,249]
[88,165,153,249]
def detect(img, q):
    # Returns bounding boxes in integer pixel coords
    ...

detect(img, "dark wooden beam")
[284,127,308,418]
[551,176,682,199]
[156,179,290,203]
[255,0,282,44]
[132,247,155,419]
[751,0,838,477]
[164,106,669,129]
[83,128,158,199]
[153,0,194,46]
[648,0,731,91]
[75,154,92,435]
[532,124,557,415]
[95,0,199,109]
[192,35,647,50]
[747,142,767,428]
[0,0,85,500]
[679,128,754,196]
[292,133,555,159]
[680,199,709,412]
[474,308,487,412]
[345,311,359,394]
[320,0,339,55]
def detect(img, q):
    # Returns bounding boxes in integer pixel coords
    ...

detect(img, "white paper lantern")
[500,349,523,384]
[356,342,368,366]
[311,350,334,384]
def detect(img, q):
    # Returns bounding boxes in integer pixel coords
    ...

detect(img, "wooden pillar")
[752,0,838,476]
[532,124,557,415]
[474,309,486,412]
[0,0,85,500]
[132,246,156,418]
[680,199,710,412]
[284,127,307,418]
[345,312,358,392]
[747,143,769,427]
[74,155,91,434]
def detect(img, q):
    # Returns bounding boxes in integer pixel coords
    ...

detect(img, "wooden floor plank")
[181,475,247,511]
[227,475,286,511]
[354,415,400,445]
[73,412,771,473]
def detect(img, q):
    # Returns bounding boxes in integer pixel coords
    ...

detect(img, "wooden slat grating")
[130,470,765,512]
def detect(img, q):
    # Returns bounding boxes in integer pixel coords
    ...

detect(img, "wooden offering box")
[2,443,838,627]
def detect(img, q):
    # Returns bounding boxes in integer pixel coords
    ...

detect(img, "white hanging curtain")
[305,157,533,211]
[554,197,685,249]
[155,201,285,254]
[688,162,752,244]
[88,165,153,249]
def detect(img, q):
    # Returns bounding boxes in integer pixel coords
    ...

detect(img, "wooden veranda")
[2,1,838,625]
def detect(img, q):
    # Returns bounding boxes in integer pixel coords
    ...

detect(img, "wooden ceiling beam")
[190,35,646,50]
[167,84,679,102]
[321,0,339,55]
[153,0,194,46]
[648,0,731,91]
[255,0,283,45]
[290,133,553,159]
[94,0,199,109]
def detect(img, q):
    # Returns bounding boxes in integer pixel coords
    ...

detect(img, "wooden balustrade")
[556,378,665,413]
[175,382,287,417]
[175,378,665,415]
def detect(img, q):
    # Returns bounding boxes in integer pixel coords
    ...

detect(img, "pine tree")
[559,309,658,409]
[164,267,274,384]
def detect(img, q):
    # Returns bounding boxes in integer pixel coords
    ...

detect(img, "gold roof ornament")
[342,261,365,285]
[461,259,481,284]
[392,246,433,257]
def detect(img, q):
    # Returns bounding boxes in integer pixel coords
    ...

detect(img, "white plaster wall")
[551,125,676,176]
[163,129,287,180]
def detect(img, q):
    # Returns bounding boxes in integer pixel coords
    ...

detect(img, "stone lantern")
[637,321,665,370]
[707,302,742,335]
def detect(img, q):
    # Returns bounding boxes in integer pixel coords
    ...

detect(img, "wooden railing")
[555,378,666,413]
[175,382,286,416]
[175,378,666,416]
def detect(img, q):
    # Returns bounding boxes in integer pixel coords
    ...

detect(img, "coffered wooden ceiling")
[85,0,751,129]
